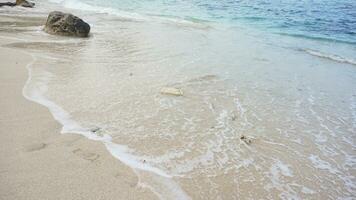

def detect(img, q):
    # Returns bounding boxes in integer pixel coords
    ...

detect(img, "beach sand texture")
[0,1,355,199]
[0,40,157,199]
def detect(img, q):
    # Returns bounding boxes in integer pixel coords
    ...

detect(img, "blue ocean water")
[76,0,356,44]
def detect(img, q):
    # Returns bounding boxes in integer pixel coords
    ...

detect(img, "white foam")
[48,0,146,21]
[21,52,190,200]
[301,186,315,194]
[265,160,300,200]
[48,0,208,28]
[270,160,294,178]
[308,154,340,174]
[105,143,171,178]
[304,49,356,66]
[350,95,356,131]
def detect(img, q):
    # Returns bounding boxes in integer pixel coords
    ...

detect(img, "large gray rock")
[44,11,90,37]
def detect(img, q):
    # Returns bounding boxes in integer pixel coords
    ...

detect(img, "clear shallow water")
[1,1,356,199]
[52,0,356,44]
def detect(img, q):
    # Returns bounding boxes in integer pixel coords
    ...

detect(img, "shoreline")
[0,39,157,199]
[1,1,355,199]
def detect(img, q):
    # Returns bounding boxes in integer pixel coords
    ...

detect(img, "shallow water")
[50,0,356,44]
[1,1,356,199]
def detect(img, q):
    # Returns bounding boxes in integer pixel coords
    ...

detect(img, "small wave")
[233,16,266,21]
[48,0,145,20]
[303,49,356,66]
[277,32,356,45]
[48,0,208,28]
[20,50,190,200]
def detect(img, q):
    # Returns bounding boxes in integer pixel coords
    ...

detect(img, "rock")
[16,0,35,7]
[0,2,16,7]
[160,87,183,96]
[0,0,34,7]
[90,127,101,133]
[89,126,104,136]
[44,11,90,37]
[240,135,252,145]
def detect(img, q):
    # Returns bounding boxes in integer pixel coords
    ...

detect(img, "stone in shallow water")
[160,87,184,96]
[0,2,16,7]
[16,0,34,8]
[0,0,34,8]
[44,11,90,37]
[240,135,252,145]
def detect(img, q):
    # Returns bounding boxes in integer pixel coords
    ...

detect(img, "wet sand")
[0,38,157,199]
[1,2,355,199]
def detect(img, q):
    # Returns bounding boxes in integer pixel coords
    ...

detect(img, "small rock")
[44,11,90,37]
[240,135,252,145]
[0,2,16,7]
[90,127,101,133]
[160,87,183,96]
[16,0,34,8]
[0,0,34,7]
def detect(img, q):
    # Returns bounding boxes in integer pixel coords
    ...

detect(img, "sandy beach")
[0,39,157,199]
[1,0,355,199]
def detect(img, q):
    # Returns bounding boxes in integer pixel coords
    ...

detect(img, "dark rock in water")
[44,11,90,37]
[0,2,16,7]
[90,127,101,133]
[240,135,252,145]
[0,0,34,7]
[16,0,35,7]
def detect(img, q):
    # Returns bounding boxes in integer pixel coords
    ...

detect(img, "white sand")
[0,39,157,199]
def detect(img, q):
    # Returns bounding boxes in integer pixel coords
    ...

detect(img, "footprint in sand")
[24,143,47,152]
[72,148,100,162]
[114,172,138,187]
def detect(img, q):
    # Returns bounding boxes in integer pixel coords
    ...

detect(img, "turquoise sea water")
[69,0,356,44]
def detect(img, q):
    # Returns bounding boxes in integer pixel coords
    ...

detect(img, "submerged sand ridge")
[1,2,356,199]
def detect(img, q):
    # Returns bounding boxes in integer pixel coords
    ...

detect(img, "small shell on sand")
[160,87,183,96]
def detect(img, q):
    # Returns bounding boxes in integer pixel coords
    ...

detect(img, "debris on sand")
[160,87,183,96]
[240,135,252,145]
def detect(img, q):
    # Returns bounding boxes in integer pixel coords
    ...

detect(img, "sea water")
[1,0,356,199]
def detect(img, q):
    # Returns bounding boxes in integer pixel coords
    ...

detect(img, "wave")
[48,0,145,20]
[276,32,356,45]
[302,49,356,66]
[47,0,209,28]
[19,49,190,200]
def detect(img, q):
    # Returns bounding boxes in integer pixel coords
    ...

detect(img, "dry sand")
[0,39,157,199]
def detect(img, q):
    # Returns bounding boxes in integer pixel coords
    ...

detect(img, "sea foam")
[21,51,190,200]
[304,49,356,66]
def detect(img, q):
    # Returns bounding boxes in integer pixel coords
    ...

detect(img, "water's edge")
[14,46,190,200]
